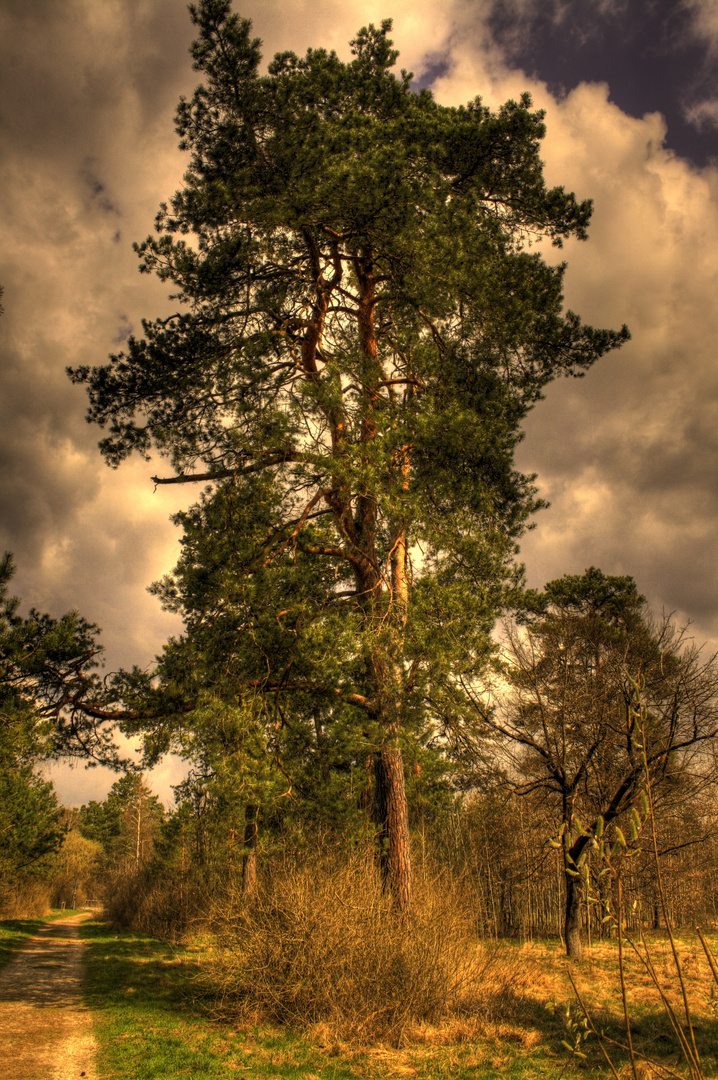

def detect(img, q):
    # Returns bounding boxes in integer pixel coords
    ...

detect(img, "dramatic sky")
[1,0,717,805]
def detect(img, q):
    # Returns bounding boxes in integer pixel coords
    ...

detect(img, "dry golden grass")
[555,932,718,1022]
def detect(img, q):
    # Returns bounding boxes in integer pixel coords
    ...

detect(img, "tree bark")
[373,748,412,915]
[564,871,583,960]
[349,250,414,917]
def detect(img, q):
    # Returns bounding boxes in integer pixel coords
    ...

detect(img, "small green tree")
[71,2,628,910]
[0,768,64,890]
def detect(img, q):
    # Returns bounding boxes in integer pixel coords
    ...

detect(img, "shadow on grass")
[0,918,47,969]
[77,920,254,1080]
[570,1002,717,1077]
[79,919,203,1016]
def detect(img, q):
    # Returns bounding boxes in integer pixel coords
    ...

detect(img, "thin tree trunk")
[486,839,498,937]
[373,748,412,915]
[564,871,583,959]
[556,848,563,943]
[135,797,142,868]
[242,803,258,899]
[314,715,331,783]
[180,822,186,924]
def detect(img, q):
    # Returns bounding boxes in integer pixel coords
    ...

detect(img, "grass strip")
[79,919,361,1080]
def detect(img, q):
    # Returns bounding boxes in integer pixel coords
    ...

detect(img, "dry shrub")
[103,866,205,940]
[0,877,51,919]
[205,849,525,1045]
[102,867,146,929]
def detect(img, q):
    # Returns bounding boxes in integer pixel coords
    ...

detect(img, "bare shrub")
[0,877,51,919]
[102,867,143,928]
[204,848,525,1045]
[102,865,206,940]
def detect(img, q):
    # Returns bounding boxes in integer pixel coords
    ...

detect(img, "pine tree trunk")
[564,872,583,959]
[242,803,258,898]
[373,747,412,915]
[353,252,414,918]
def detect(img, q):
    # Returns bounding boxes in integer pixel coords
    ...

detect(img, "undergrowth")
[81,914,718,1079]
[79,918,592,1079]
[203,851,533,1045]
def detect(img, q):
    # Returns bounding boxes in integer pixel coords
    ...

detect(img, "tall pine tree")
[71,1,628,911]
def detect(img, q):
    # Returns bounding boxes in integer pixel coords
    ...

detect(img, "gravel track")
[0,913,97,1080]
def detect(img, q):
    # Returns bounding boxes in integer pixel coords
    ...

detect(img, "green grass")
[79,920,632,1080]
[0,917,46,969]
[80,920,361,1080]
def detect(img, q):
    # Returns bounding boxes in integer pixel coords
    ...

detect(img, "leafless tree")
[465,569,718,958]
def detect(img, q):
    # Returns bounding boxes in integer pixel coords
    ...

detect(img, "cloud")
[482,0,630,58]
[683,0,718,55]
[685,96,718,130]
[40,743,188,809]
[430,44,718,645]
[0,0,196,673]
[678,3,718,145]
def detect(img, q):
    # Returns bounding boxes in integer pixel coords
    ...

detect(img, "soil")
[0,912,97,1080]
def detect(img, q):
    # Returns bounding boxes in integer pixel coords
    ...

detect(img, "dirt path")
[0,912,98,1080]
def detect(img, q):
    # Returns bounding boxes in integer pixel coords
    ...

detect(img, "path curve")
[0,912,98,1080]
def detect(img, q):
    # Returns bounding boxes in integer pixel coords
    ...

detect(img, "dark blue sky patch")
[413,51,452,93]
[484,0,717,167]
[81,162,120,215]
[112,316,133,344]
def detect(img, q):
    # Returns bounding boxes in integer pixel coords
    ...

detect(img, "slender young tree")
[79,774,165,870]
[70,2,628,911]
